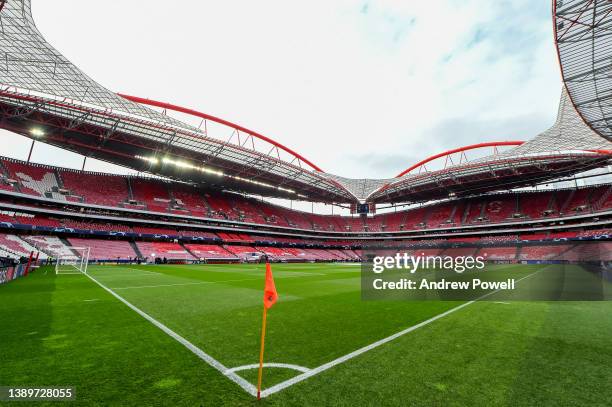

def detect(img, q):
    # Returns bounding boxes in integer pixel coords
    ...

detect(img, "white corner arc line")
[260,270,541,398]
[228,363,311,374]
[82,272,258,397]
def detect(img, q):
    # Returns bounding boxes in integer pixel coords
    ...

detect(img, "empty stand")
[184,244,237,260]
[136,241,195,261]
[130,178,171,212]
[68,238,136,261]
[61,170,128,207]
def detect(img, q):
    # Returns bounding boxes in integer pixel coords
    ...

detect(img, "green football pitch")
[1,263,611,406]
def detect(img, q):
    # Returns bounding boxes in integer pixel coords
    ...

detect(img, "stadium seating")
[60,170,128,207]
[222,245,262,259]
[131,178,171,213]
[178,230,219,239]
[0,157,610,236]
[133,226,177,235]
[184,244,237,260]
[562,188,593,214]
[68,238,136,261]
[136,241,194,261]
[577,229,611,238]
[441,247,479,257]
[203,193,235,220]
[521,192,554,219]
[217,233,254,243]
[22,235,76,258]
[2,159,62,198]
[62,219,131,232]
[379,211,406,231]
[258,202,291,227]
[404,206,429,229]
[480,235,519,243]
[559,242,612,261]
[475,246,517,261]
[481,196,517,222]
[426,203,455,227]
[520,233,549,241]
[171,185,210,217]
[0,233,43,258]
[518,244,572,260]
[255,246,314,261]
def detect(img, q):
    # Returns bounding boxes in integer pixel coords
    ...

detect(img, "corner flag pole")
[257,262,278,400]
[257,306,268,400]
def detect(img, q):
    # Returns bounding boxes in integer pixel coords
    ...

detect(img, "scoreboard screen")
[357,203,370,214]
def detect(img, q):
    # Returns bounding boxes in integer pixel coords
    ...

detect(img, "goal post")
[55,247,91,275]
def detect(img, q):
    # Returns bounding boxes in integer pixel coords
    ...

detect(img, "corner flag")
[263,263,278,309]
[257,263,277,399]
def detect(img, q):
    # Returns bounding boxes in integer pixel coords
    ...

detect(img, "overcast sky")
[1,0,562,180]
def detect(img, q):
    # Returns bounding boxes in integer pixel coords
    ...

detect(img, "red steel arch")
[394,141,525,178]
[118,94,324,173]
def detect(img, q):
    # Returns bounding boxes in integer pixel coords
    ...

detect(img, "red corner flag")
[263,263,278,309]
[257,262,277,399]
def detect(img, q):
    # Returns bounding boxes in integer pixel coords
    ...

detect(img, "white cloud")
[2,0,561,183]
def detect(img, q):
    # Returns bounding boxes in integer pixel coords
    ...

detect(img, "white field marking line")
[259,270,542,398]
[83,299,100,302]
[227,363,311,374]
[81,272,258,397]
[112,281,213,290]
[94,267,164,275]
[93,273,164,278]
[88,267,164,276]
[124,267,163,275]
[278,272,326,277]
[494,301,511,305]
[105,270,326,291]
[110,277,260,290]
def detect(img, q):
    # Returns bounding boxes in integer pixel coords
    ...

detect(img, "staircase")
[0,161,22,193]
[593,186,612,211]
[54,169,65,189]
[199,193,215,212]
[514,194,520,215]
[461,202,471,225]
[180,242,198,260]
[477,202,486,221]
[559,190,576,214]
[555,243,577,261]
[447,203,458,224]
[129,241,143,259]
[18,236,50,257]
[586,188,598,212]
[60,237,81,257]
[126,178,134,201]
[420,206,433,227]
[0,160,9,177]
[545,192,556,214]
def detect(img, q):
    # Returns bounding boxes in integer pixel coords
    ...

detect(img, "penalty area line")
[81,272,258,397]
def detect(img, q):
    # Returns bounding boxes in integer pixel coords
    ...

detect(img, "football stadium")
[1,0,611,405]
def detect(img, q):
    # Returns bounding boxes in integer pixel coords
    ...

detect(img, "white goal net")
[55,247,91,275]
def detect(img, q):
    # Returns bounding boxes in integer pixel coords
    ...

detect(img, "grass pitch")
[1,263,611,406]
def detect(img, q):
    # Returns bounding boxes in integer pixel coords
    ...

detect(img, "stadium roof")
[554,0,612,141]
[0,0,611,205]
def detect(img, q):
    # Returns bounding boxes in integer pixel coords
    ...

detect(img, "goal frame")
[55,246,91,275]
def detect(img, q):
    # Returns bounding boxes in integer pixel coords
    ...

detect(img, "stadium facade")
[0,0,610,264]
